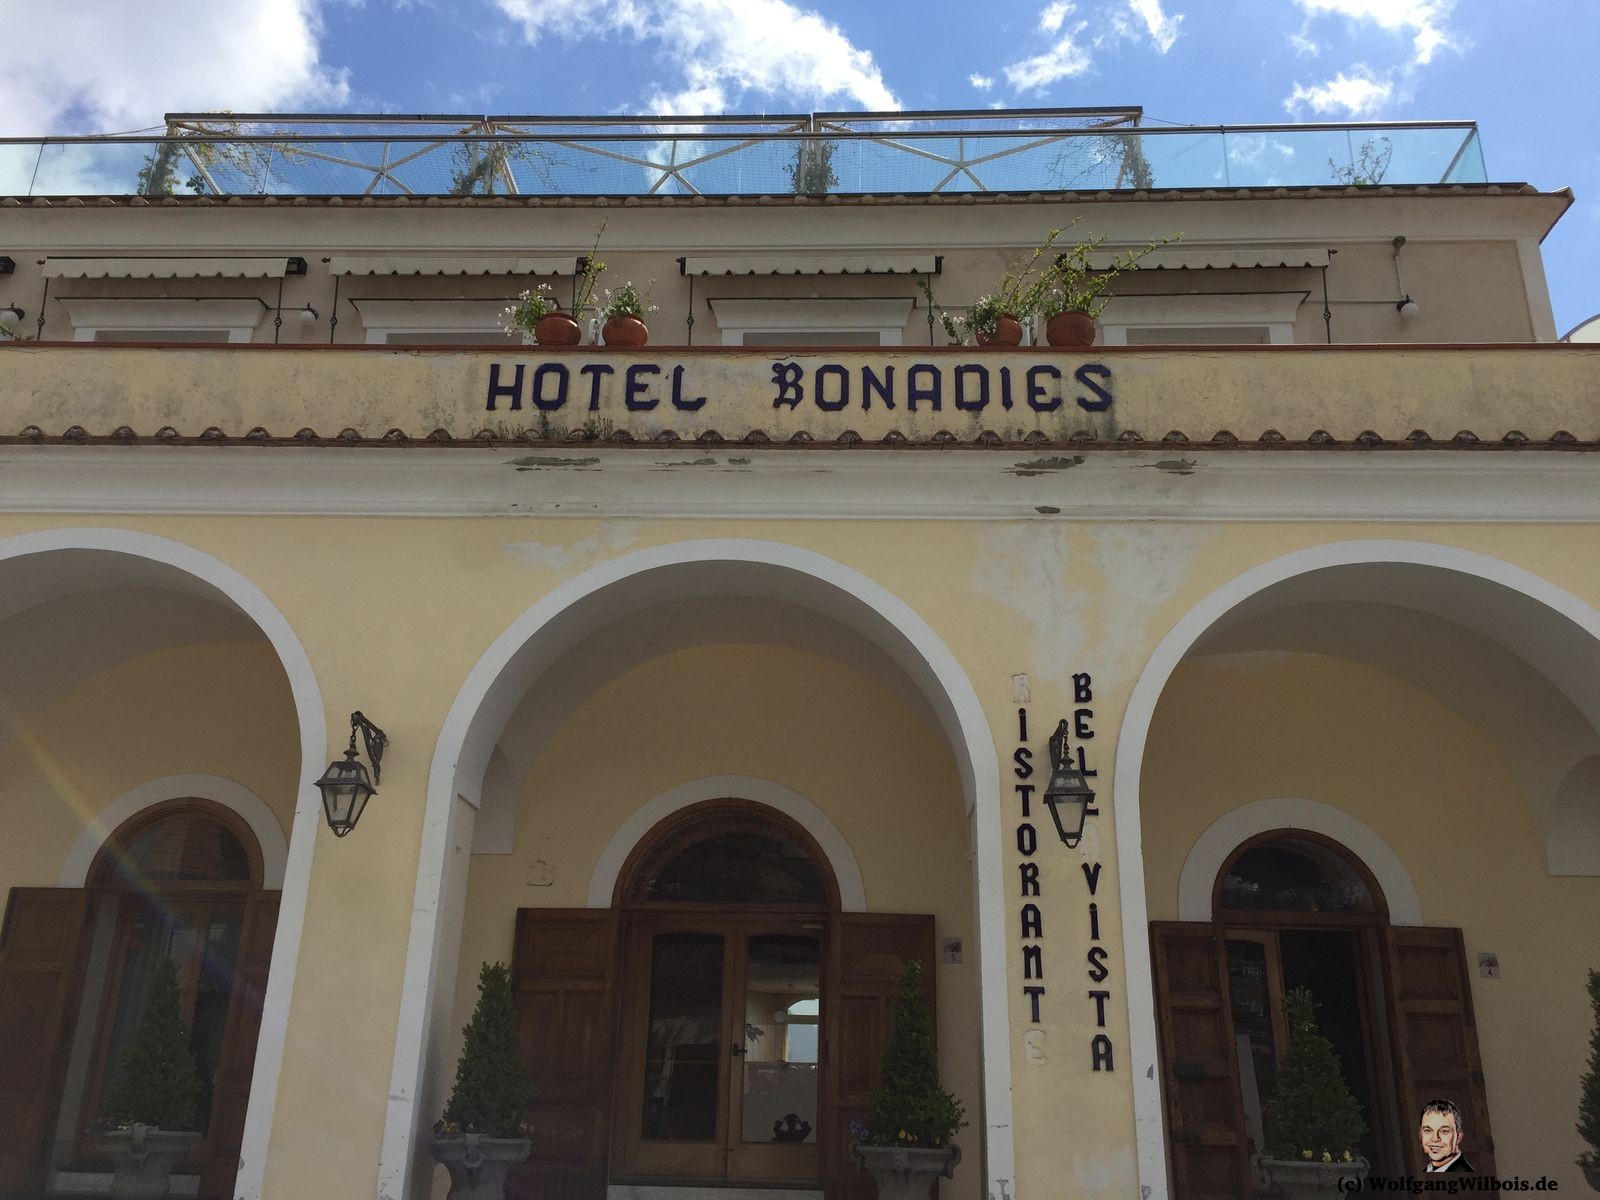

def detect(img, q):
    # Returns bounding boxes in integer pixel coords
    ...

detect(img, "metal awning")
[326,256,575,277]
[680,254,942,276]
[1086,247,1330,270]
[41,256,301,280]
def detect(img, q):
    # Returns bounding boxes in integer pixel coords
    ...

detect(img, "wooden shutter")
[825,913,936,1200]
[198,891,280,1200]
[0,887,92,1198]
[508,909,619,1200]
[1149,921,1251,1200]
[1381,927,1496,1177]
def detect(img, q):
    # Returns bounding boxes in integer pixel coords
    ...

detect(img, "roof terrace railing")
[0,110,1486,199]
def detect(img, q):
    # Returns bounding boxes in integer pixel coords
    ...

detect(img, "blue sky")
[3,0,1596,331]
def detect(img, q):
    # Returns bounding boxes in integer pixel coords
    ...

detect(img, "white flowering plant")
[601,280,658,320]
[501,282,561,336]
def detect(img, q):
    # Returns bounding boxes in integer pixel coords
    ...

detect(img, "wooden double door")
[613,911,826,1185]
[509,908,935,1200]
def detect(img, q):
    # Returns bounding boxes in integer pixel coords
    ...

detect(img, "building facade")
[0,112,1595,1200]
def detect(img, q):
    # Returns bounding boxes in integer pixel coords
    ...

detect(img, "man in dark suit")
[1419,1099,1475,1173]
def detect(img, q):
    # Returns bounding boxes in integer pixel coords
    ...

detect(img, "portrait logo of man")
[1418,1098,1474,1173]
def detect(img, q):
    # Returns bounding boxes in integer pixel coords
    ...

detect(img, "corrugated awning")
[681,254,941,276]
[327,256,575,277]
[1087,247,1330,270]
[41,256,298,280]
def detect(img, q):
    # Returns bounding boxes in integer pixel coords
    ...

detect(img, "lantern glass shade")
[316,748,375,837]
[1043,764,1095,848]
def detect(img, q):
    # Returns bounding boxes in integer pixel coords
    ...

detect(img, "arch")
[59,773,289,890]
[88,796,263,888]
[1114,538,1600,1200]
[380,539,1010,1200]
[0,529,325,1200]
[588,776,867,912]
[1178,799,1420,925]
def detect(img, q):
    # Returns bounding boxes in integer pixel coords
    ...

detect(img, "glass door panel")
[728,931,823,1183]
[640,932,725,1143]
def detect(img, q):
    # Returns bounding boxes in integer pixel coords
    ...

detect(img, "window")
[1097,292,1307,346]
[59,298,266,343]
[708,298,915,347]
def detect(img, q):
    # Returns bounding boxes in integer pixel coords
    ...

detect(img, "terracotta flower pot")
[429,1133,532,1200]
[1045,310,1097,348]
[975,315,1023,347]
[853,1142,961,1200]
[96,1125,202,1199]
[602,315,650,347]
[533,313,582,346]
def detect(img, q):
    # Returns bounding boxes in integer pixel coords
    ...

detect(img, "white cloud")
[494,0,897,113]
[1126,0,1182,52]
[0,0,348,137]
[969,74,995,91]
[1003,25,1093,92]
[1292,0,1457,65]
[1284,67,1395,116]
[1290,31,1321,55]
[1039,1,1073,33]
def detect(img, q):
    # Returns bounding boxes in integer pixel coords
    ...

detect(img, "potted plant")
[600,279,658,347]
[1035,227,1176,348]
[429,962,532,1200]
[1253,987,1369,1199]
[851,960,964,1200]
[921,235,1062,348]
[1579,968,1600,1190]
[96,955,202,1199]
[499,222,607,347]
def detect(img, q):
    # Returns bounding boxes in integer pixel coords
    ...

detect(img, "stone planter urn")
[1253,1152,1369,1199]
[430,1133,532,1200]
[96,1125,202,1200]
[853,1142,961,1200]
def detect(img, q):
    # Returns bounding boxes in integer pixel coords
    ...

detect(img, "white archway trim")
[0,529,325,1200]
[1114,538,1600,1200]
[59,773,289,890]
[1176,797,1421,926]
[382,539,1010,1200]
[585,775,868,912]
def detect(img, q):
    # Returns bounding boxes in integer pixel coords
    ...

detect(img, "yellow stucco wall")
[1141,651,1600,1189]
[0,641,299,895]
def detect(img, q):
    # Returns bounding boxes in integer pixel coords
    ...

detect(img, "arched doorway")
[610,801,838,1185]
[506,795,939,1200]
[1209,832,1396,1173]
[1150,823,1496,1197]
[0,801,280,1199]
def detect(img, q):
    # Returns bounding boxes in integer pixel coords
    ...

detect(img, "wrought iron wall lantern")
[1042,718,1098,849]
[315,711,389,837]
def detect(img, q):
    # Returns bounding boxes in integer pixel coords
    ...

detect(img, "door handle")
[731,1042,745,1057]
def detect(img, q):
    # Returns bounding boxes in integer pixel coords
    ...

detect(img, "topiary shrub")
[861,960,964,1149]
[103,955,199,1130]
[1578,969,1600,1172]
[1263,987,1366,1163]
[438,962,528,1139]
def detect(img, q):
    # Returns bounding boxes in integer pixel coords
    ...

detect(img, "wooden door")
[1381,927,1496,1176]
[1149,921,1252,1200]
[508,909,619,1200]
[199,891,279,1199]
[0,888,92,1198]
[824,913,936,1200]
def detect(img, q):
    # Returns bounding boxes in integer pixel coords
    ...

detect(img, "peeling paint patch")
[1035,505,1061,515]
[651,457,719,468]
[508,455,600,470]
[728,456,752,465]
[1009,455,1085,477]
[1145,458,1198,476]
[505,523,641,570]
